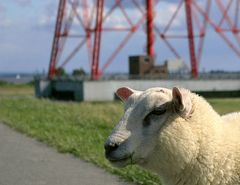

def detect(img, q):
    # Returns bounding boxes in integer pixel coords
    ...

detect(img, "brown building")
[129,55,168,79]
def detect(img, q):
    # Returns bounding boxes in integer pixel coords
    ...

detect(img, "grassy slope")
[0,85,161,185]
[0,85,239,185]
[207,98,240,114]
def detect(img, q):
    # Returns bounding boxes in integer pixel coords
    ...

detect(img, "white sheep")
[104,87,240,185]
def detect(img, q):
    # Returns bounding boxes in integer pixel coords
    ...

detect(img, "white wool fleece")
[105,87,240,185]
[146,93,240,185]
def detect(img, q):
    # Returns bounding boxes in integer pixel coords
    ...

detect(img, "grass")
[207,98,240,114]
[0,85,240,185]
[0,82,34,96]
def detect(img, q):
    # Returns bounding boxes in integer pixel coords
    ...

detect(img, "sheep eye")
[143,108,166,127]
[143,115,151,127]
[151,109,166,115]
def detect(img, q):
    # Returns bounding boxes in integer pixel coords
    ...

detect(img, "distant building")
[165,58,189,74]
[129,55,154,76]
[129,55,168,79]
[128,56,189,79]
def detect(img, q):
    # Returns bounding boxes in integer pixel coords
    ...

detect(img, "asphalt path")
[0,123,132,185]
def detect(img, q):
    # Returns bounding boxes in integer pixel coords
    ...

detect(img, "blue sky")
[0,0,240,74]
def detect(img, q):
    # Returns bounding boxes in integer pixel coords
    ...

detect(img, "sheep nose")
[104,141,119,155]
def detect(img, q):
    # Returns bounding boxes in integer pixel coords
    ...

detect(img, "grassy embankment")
[0,84,239,185]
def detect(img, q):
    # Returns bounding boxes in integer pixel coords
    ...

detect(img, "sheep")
[104,86,240,185]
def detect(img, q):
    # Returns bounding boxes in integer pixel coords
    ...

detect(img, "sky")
[0,0,240,74]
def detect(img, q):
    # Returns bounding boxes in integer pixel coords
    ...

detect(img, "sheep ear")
[172,87,192,117]
[116,87,135,102]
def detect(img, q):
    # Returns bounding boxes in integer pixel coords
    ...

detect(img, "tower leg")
[91,0,104,80]
[146,0,154,60]
[48,0,66,78]
[185,0,198,78]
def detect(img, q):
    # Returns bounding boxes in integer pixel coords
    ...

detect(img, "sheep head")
[104,86,193,168]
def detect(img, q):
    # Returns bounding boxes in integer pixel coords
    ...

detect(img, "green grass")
[208,98,240,114]
[0,82,33,96]
[0,85,240,185]
[0,85,161,185]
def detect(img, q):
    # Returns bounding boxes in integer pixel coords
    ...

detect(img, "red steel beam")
[48,0,66,78]
[48,0,240,81]
[185,0,198,78]
[91,0,104,80]
[195,0,211,63]
[82,0,93,67]
[192,1,240,57]
[101,16,146,74]
[154,26,181,58]
[55,8,75,68]
[163,0,184,34]
[217,0,233,28]
[216,0,240,44]
[234,0,239,29]
[59,38,87,68]
[119,2,134,27]
[146,0,154,59]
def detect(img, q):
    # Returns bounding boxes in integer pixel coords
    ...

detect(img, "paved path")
[0,123,132,185]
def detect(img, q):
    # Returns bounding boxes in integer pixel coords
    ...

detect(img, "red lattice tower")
[48,0,240,80]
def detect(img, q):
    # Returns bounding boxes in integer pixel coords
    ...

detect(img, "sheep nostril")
[104,142,119,154]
